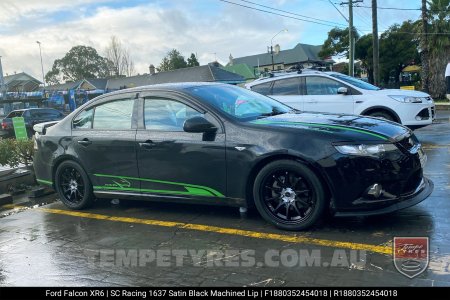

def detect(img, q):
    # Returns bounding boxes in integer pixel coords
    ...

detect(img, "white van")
[245,71,435,128]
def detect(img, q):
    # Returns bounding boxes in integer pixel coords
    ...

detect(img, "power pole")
[0,56,5,100]
[420,0,429,93]
[349,0,354,76]
[341,0,362,77]
[372,0,379,85]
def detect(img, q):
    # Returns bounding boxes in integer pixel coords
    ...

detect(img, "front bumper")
[334,177,433,216]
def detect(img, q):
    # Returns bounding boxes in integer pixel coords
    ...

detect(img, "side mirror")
[337,87,348,95]
[183,116,217,133]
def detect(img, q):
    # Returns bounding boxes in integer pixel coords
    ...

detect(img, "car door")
[303,76,354,114]
[269,77,304,110]
[135,92,227,200]
[71,93,139,193]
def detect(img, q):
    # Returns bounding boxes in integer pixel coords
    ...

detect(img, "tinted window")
[144,99,203,131]
[272,78,300,95]
[250,82,272,95]
[188,84,291,120]
[6,111,24,118]
[73,108,94,129]
[93,99,134,130]
[305,76,344,95]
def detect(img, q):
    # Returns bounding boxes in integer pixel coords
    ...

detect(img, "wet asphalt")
[0,112,449,287]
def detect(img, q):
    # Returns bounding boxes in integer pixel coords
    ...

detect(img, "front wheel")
[367,111,396,122]
[253,160,326,230]
[55,160,93,209]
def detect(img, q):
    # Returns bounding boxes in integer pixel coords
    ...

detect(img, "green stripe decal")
[93,174,224,198]
[37,179,53,185]
[252,120,388,140]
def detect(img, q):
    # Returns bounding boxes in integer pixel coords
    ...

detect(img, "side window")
[250,82,272,95]
[93,99,134,130]
[305,76,344,95]
[73,108,94,129]
[272,78,300,95]
[144,99,203,131]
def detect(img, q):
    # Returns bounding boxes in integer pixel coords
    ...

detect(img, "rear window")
[6,111,24,118]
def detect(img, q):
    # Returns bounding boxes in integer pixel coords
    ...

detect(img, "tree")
[157,49,187,72]
[426,0,450,98]
[105,36,135,77]
[45,45,112,84]
[319,27,359,59]
[187,53,200,67]
[379,21,420,85]
[355,34,374,83]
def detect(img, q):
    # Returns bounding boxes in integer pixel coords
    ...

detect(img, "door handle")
[139,140,156,149]
[77,138,92,146]
[306,100,317,103]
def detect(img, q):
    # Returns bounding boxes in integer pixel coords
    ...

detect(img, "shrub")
[0,138,34,168]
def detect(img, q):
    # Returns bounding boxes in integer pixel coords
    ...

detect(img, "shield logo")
[393,237,429,278]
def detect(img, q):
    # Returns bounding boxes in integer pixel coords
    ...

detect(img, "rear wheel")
[366,110,396,122]
[253,160,326,230]
[55,160,93,209]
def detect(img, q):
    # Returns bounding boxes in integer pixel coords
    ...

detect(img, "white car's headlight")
[334,144,398,156]
[389,95,425,103]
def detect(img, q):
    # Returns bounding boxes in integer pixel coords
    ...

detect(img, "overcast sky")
[0,0,423,81]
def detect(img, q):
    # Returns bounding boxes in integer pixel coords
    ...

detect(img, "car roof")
[246,70,331,86]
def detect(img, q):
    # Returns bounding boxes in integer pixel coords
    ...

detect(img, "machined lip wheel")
[58,166,85,204]
[262,170,315,223]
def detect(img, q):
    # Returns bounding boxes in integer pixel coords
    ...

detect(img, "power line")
[352,4,449,12]
[218,0,347,28]
[240,0,347,27]
[328,0,348,22]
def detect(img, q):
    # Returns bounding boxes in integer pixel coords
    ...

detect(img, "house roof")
[3,72,42,92]
[44,80,83,92]
[230,43,324,67]
[45,65,245,93]
[221,64,256,80]
[106,65,245,90]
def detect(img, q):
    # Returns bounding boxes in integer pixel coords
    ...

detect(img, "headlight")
[334,144,398,156]
[389,95,425,103]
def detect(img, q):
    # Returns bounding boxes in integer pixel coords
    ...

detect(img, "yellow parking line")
[3,204,392,255]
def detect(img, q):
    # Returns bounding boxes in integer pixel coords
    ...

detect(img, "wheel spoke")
[274,175,285,187]
[285,203,290,220]
[273,201,284,213]
[292,202,302,216]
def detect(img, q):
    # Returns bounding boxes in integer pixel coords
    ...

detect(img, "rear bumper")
[334,177,433,217]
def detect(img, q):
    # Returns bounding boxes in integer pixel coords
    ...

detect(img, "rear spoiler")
[33,121,59,135]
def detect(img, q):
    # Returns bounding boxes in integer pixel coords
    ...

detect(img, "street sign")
[12,117,28,140]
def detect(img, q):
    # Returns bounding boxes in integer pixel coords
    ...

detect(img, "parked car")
[33,83,433,230]
[245,70,436,129]
[1,108,65,138]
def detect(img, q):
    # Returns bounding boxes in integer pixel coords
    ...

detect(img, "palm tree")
[426,0,450,98]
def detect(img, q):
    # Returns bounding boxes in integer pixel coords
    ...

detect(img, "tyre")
[367,111,396,122]
[55,160,93,209]
[253,160,326,230]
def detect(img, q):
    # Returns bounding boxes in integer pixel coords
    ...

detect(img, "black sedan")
[33,83,433,230]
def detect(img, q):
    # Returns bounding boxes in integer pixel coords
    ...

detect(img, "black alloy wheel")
[253,160,326,230]
[55,161,93,209]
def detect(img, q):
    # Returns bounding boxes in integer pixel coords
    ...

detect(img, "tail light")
[1,121,7,129]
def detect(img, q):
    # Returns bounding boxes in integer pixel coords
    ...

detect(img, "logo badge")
[393,237,429,278]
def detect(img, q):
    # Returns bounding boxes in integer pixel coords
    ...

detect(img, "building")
[221,63,257,83]
[106,64,245,91]
[0,72,43,116]
[228,43,333,74]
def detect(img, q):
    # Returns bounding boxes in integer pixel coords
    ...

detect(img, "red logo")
[393,237,429,278]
